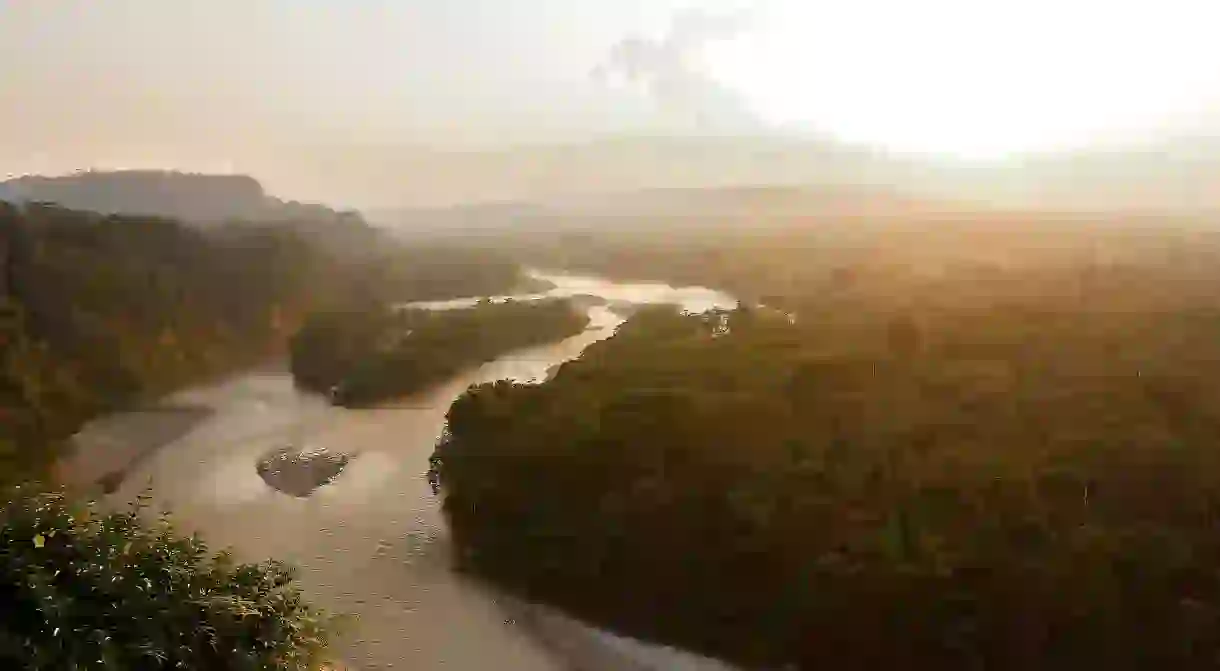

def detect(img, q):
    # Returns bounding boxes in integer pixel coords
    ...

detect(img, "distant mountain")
[9,135,1218,228]
[535,184,931,217]
[0,183,14,204]
[294,134,1220,215]
[286,136,941,210]
[372,183,946,239]
[0,170,363,225]
[983,136,1220,214]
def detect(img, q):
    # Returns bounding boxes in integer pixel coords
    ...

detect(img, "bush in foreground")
[0,488,332,670]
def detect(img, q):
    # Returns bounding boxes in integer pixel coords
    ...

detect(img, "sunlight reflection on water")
[70,271,741,671]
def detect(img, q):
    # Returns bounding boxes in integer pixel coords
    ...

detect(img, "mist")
[2,0,1218,211]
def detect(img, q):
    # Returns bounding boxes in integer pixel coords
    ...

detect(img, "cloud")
[594,7,760,131]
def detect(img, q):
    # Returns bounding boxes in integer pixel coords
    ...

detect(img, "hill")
[268,134,1220,214]
[1,170,362,225]
[433,227,1220,667]
[0,198,528,486]
[374,184,942,238]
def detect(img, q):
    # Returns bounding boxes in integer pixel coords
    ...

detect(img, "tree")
[0,488,334,670]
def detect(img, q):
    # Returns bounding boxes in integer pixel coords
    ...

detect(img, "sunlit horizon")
[3,0,1220,205]
[703,0,1220,159]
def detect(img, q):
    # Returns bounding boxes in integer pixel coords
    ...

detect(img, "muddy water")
[65,272,739,670]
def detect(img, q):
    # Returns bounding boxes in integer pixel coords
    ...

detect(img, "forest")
[499,212,1217,307]
[0,201,525,485]
[290,298,589,407]
[433,223,1220,669]
[0,198,535,668]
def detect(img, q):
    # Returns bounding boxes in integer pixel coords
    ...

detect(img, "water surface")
[66,272,739,671]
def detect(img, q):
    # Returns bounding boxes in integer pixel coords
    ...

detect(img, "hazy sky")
[3,0,1220,202]
[0,0,706,174]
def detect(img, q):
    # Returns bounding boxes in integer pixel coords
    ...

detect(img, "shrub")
[0,488,332,670]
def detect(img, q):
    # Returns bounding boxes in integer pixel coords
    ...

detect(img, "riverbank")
[59,404,213,495]
[496,595,740,671]
[64,369,727,671]
[59,271,739,670]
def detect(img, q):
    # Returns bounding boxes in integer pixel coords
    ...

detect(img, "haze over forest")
[9,2,1220,669]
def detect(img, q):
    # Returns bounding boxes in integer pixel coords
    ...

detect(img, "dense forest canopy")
[495,213,1220,307]
[433,226,1220,669]
[10,174,1220,668]
[291,298,589,407]
[0,200,526,485]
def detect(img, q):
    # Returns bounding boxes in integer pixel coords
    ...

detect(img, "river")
[62,271,741,671]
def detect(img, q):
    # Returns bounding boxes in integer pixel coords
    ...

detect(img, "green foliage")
[291,299,589,407]
[361,246,526,303]
[0,205,345,483]
[433,285,1220,668]
[0,488,332,670]
[0,201,528,486]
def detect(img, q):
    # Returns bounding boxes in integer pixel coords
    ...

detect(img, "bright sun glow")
[702,0,1220,158]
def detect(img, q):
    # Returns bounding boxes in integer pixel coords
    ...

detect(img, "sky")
[2,0,1220,205]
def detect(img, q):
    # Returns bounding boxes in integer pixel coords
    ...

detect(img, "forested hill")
[435,279,1220,667]
[1,170,362,226]
[0,200,524,485]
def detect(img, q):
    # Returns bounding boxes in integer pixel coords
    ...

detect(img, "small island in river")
[289,297,590,407]
[256,444,354,498]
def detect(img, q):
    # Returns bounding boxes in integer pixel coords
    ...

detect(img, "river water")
[64,271,740,671]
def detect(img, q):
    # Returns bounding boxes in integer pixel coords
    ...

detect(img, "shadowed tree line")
[431,237,1220,669]
[0,201,524,485]
[291,298,590,407]
[0,199,533,669]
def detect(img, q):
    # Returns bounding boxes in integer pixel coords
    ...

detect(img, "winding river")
[62,271,740,671]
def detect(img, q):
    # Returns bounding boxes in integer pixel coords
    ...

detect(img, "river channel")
[63,271,740,671]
